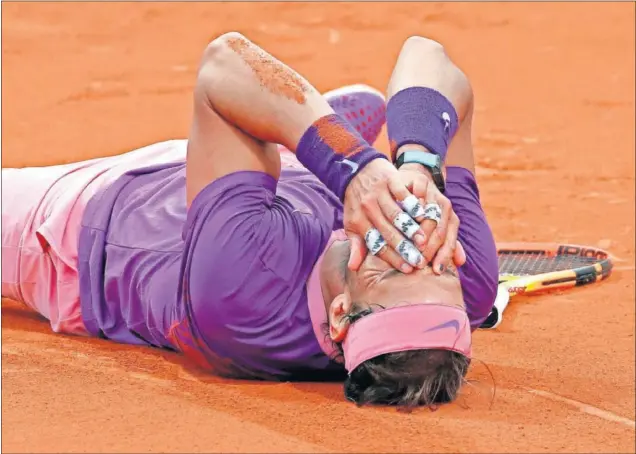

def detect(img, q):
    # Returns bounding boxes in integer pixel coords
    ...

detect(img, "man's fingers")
[432,214,460,274]
[363,191,424,270]
[387,176,429,242]
[422,198,451,264]
[362,225,415,273]
[409,173,430,200]
[375,191,426,248]
[383,242,415,273]
[346,233,366,271]
[386,176,415,207]
[422,228,441,265]
[403,176,451,252]
[420,191,451,245]
[453,240,467,266]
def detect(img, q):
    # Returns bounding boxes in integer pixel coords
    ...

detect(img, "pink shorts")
[1,140,188,335]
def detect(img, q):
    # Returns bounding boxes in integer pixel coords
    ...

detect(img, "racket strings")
[498,252,598,276]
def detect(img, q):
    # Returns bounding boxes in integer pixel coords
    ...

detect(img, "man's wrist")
[295,114,386,201]
[395,144,434,162]
[395,144,434,179]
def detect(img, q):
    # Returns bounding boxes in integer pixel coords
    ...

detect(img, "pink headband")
[342,304,472,373]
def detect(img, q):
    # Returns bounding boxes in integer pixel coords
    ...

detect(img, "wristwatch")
[395,149,446,193]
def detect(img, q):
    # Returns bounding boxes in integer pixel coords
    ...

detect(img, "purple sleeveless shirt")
[78,147,497,379]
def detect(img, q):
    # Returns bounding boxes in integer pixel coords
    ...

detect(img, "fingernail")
[401,263,413,274]
[413,233,426,247]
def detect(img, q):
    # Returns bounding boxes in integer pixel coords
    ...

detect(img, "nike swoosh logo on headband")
[423,320,461,335]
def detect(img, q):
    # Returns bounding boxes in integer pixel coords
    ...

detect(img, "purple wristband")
[296,114,387,201]
[386,87,459,162]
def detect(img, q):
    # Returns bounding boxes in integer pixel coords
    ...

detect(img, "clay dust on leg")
[226,36,309,105]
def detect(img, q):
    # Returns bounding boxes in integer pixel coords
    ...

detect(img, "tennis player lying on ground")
[2,34,498,407]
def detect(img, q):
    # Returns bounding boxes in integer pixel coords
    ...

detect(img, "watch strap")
[395,149,446,193]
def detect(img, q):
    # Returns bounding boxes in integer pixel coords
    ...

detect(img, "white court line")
[527,388,636,429]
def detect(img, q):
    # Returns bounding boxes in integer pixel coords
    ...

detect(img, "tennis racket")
[480,242,614,329]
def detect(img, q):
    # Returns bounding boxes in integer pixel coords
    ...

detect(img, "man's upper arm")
[445,167,498,328]
[182,170,330,315]
[178,172,331,376]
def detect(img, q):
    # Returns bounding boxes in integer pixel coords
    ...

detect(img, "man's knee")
[195,32,250,96]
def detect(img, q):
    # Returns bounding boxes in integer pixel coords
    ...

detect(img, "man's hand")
[344,158,422,273]
[344,158,464,274]
[398,164,466,272]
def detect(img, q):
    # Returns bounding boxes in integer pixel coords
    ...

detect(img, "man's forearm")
[386,37,473,165]
[196,32,386,201]
[196,32,333,151]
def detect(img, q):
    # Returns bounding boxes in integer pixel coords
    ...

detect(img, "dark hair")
[327,303,471,409]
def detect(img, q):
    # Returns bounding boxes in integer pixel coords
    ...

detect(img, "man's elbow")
[393,35,473,120]
[202,31,249,63]
[482,265,499,316]
[401,35,447,56]
[194,32,247,105]
[465,249,500,327]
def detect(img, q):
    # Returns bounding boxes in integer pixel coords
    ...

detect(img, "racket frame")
[497,242,614,297]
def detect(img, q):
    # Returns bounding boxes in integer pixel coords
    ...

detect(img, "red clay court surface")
[1,3,635,453]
